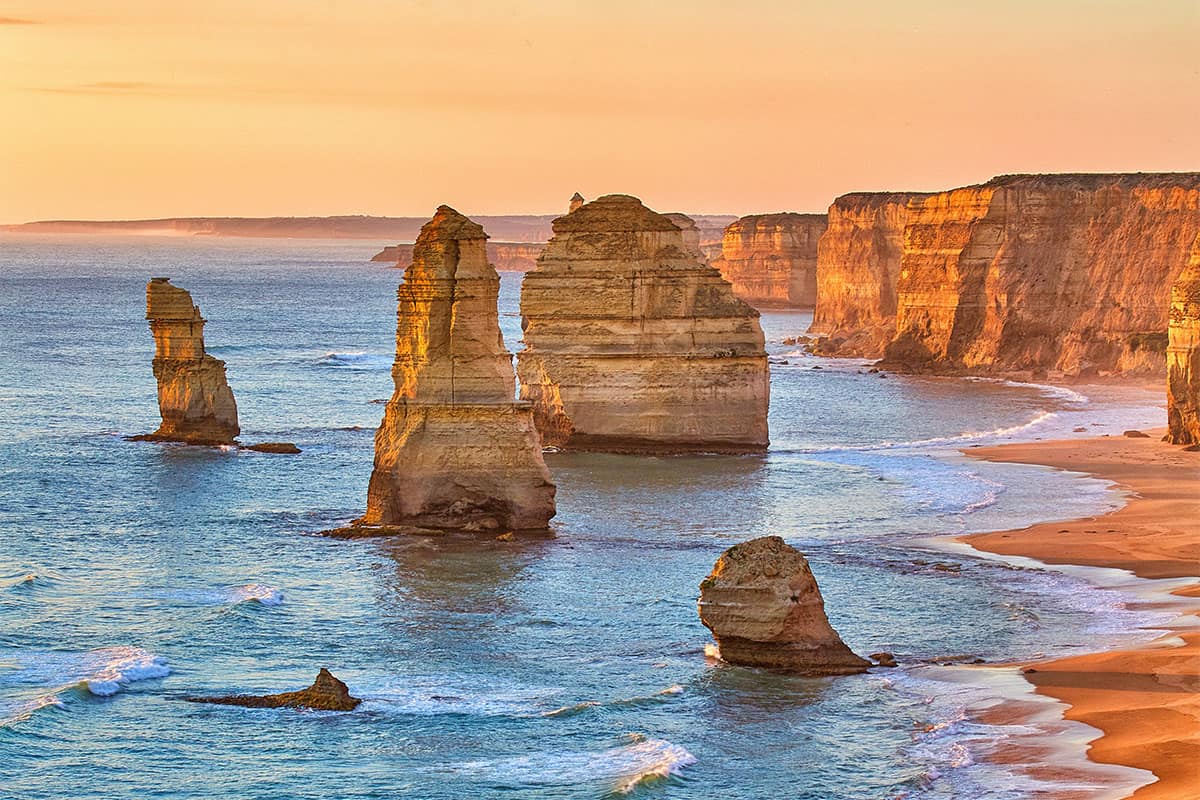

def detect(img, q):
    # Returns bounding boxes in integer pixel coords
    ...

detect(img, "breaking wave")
[788,411,1057,454]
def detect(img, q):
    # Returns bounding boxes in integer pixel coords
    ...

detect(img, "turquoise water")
[0,235,1172,798]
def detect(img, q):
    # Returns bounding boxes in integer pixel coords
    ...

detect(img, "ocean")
[0,234,1174,799]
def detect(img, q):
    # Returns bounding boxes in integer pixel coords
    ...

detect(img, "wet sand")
[964,433,1199,799]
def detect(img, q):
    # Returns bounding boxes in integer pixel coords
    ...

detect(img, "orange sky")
[1,1,1197,222]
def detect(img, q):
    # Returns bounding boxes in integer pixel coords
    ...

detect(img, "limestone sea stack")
[698,536,868,674]
[185,669,361,711]
[1166,233,1200,445]
[879,173,1200,375]
[517,194,769,454]
[139,278,239,445]
[711,213,828,308]
[808,193,932,356]
[355,206,555,532]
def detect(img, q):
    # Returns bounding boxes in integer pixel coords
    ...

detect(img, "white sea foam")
[0,645,169,722]
[78,647,170,696]
[797,410,1058,455]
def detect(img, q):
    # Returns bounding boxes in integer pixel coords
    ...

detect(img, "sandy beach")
[964,433,1200,799]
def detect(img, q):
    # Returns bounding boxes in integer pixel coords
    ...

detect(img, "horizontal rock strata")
[1166,233,1200,445]
[372,241,546,272]
[698,536,869,674]
[711,213,828,307]
[517,194,769,453]
[356,206,555,532]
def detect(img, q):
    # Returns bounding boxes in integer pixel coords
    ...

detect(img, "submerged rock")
[134,278,239,445]
[1166,233,1200,445]
[352,206,556,533]
[185,669,360,711]
[517,194,770,454]
[698,536,869,674]
[243,442,301,454]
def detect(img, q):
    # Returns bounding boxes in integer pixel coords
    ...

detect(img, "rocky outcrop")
[138,278,239,444]
[662,213,707,262]
[353,206,555,532]
[372,242,545,273]
[809,193,931,356]
[698,536,869,674]
[711,213,828,307]
[185,669,361,711]
[880,173,1200,375]
[517,194,769,453]
[1167,233,1200,444]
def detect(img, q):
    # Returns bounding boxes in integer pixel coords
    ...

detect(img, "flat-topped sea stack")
[698,536,869,674]
[517,194,769,454]
[354,206,555,532]
[138,278,239,445]
[809,193,932,356]
[1166,233,1200,445]
[712,213,828,308]
[878,173,1200,376]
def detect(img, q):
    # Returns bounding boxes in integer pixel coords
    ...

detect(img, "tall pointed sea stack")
[141,278,239,444]
[358,206,556,532]
[1167,233,1200,445]
[517,194,769,453]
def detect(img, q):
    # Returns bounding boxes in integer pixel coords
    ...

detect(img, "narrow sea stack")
[517,194,769,453]
[353,206,555,532]
[137,278,239,445]
[1166,233,1200,445]
[698,536,868,674]
[711,213,828,307]
[185,669,361,711]
[809,192,932,356]
[880,173,1200,375]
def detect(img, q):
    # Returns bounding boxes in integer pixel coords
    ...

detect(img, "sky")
[1,0,1197,222]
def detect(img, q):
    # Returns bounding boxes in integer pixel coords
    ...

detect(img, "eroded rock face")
[809,193,931,356]
[880,173,1200,375]
[712,213,828,308]
[357,206,555,532]
[1167,233,1200,445]
[140,278,239,444]
[517,194,769,453]
[698,536,868,674]
[185,669,361,711]
[372,242,545,272]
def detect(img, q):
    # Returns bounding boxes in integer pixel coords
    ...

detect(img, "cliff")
[880,173,1200,375]
[809,193,931,355]
[698,536,869,674]
[356,206,555,532]
[1166,233,1200,445]
[139,278,239,444]
[711,213,828,307]
[517,194,769,453]
[371,241,546,272]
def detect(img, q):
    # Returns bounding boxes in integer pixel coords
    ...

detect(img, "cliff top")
[146,277,201,321]
[983,172,1200,191]
[415,205,488,243]
[729,212,827,227]
[832,191,936,208]
[551,194,681,234]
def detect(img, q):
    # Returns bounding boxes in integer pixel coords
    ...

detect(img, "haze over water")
[0,235,1173,798]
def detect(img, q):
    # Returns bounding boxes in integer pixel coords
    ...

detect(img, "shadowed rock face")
[185,669,361,711]
[712,213,828,308]
[876,173,1200,376]
[517,194,769,454]
[140,278,239,444]
[356,206,556,532]
[1167,233,1200,445]
[698,536,868,675]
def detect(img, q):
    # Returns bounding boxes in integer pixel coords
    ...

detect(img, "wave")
[357,677,557,717]
[0,693,66,728]
[788,410,1057,455]
[964,377,1089,406]
[76,647,170,697]
[0,572,38,590]
[315,352,392,370]
[541,684,685,718]
[453,734,696,795]
[140,583,284,607]
[226,583,284,606]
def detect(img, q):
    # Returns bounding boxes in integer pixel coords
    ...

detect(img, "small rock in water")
[869,652,897,667]
[1123,430,1150,438]
[184,668,360,711]
[243,442,301,454]
[1072,426,1087,433]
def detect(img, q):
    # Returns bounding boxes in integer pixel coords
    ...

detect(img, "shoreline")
[960,432,1200,799]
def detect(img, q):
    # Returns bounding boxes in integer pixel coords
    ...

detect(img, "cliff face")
[517,194,769,453]
[359,206,555,532]
[372,241,545,272]
[1166,233,1200,445]
[142,278,239,444]
[712,213,828,307]
[809,193,931,356]
[881,174,1200,375]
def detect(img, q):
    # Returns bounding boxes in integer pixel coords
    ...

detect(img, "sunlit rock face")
[1167,233,1200,445]
[372,242,545,272]
[809,193,931,356]
[698,536,869,675]
[142,278,239,444]
[712,213,828,307]
[360,206,556,531]
[517,194,769,454]
[880,173,1200,376]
